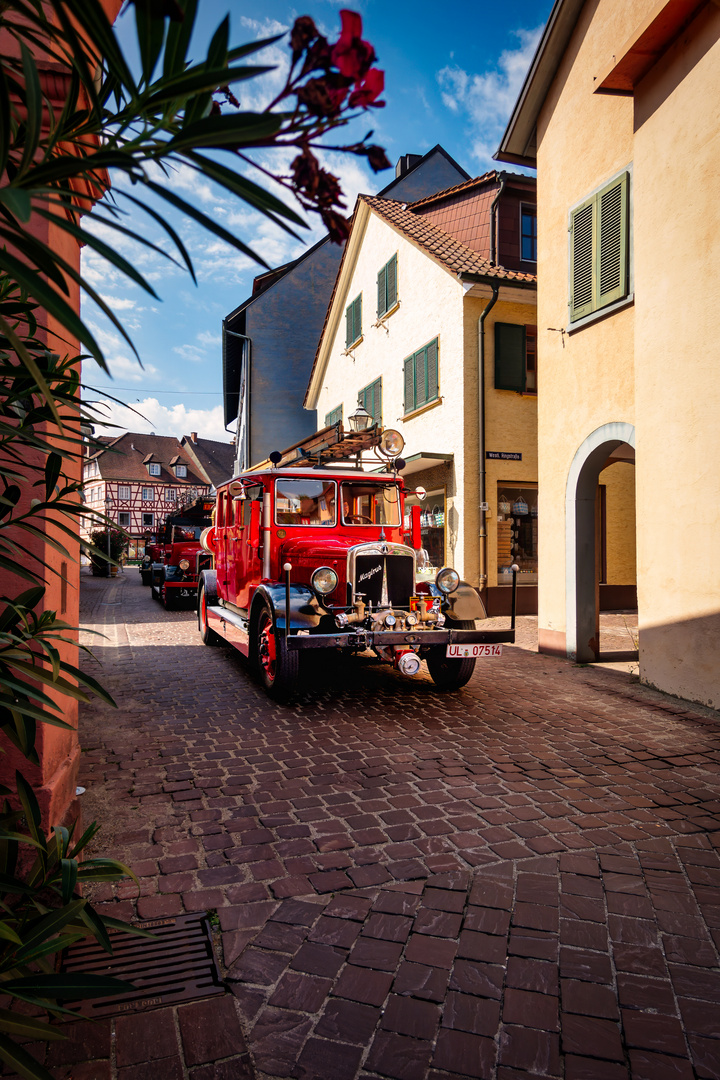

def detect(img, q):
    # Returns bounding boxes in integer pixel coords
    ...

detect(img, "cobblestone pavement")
[55,570,720,1080]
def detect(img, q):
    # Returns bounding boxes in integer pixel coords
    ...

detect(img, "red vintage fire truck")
[197,424,518,700]
[144,496,215,608]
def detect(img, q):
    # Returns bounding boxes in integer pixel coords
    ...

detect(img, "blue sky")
[83,0,552,441]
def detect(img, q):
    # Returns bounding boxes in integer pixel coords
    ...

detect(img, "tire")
[426,619,477,691]
[162,585,176,610]
[255,603,299,703]
[198,584,221,646]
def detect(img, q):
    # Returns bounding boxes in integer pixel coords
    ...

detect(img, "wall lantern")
[348,403,373,432]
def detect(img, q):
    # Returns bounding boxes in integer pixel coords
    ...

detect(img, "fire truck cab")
[197,424,517,701]
[147,496,215,608]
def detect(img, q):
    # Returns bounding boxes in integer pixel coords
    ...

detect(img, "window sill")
[567,293,634,333]
[402,396,442,422]
[375,302,400,326]
[344,335,364,353]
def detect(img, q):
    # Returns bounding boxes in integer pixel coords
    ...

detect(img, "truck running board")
[206,604,250,656]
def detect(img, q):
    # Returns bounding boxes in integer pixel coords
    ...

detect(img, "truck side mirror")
[410,504,422,550]
[249,499,261,550]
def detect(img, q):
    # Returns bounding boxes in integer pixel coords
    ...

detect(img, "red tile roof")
[360,196,537,283]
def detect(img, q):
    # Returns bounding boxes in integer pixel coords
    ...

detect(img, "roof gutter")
[459,272,537,291]
[477,284,499,594]
[489,173,507,266]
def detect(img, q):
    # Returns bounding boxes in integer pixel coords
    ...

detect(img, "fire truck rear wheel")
[255,603,299,703]
[426,619,477,691]
[198,585,221,646]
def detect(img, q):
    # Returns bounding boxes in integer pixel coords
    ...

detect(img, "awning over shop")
[401,452,454,477]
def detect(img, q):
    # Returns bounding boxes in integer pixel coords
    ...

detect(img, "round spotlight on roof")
[378,429,405,458]
[269,451,282,465]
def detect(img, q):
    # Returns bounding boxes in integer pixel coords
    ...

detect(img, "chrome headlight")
[436,567,460,594]
[311,566,338,595]
[179,558,190,571]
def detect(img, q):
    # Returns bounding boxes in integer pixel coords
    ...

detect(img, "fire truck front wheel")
[198,584,221,646]
[255,604,299,702]
[425,619,477,691]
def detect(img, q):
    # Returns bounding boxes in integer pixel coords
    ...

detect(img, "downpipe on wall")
[477,284,499,591]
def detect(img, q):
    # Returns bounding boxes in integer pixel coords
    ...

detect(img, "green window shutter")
[371,379,382,423]
[377,264,387,317]
[597,172,628,309]
[570,197,595,321]
[325,405,342,427]
[404,356,415,413]
[426,338,438,401]
[354,295,362,341]
[494,323,526,392]
[346,295,362,345]
[415,346,428,408]
[387,255,397,310]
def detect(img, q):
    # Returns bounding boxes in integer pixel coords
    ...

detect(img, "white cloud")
[93,397,229,442]
[197,330,221,346]
[437,26,542,169]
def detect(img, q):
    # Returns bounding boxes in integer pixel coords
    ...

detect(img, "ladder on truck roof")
[251,422,386,471]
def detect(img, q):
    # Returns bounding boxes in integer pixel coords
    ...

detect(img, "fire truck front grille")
[353,552,415,607]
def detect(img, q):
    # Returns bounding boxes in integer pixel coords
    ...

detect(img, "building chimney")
[191,431,198,443]
[395,154,421,180]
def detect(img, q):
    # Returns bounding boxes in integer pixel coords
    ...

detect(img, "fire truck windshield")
[275,479,337,526]
[341,483,401,526]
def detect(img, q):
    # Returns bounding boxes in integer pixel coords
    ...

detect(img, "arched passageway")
[565,422,636,662]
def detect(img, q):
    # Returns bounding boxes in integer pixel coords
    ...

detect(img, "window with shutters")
[569,170,630,323]
[404,338,439,414]
[494,323,537,394]
[377,254,398,318]
[325,405,342,427]
[345,295,362,347]
[358,378,382,425]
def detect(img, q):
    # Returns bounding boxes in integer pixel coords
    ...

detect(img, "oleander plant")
[0,1,389,1075]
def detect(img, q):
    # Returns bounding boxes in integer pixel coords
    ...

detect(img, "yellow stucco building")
[497,0,720,707]
[305,174,540,614]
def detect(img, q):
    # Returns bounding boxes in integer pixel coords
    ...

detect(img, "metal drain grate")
[62,912,224,1017]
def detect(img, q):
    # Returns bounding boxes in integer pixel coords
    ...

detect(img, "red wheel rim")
[258,611,276,684]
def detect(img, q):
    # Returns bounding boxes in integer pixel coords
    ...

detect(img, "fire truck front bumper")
[285,628,514,651]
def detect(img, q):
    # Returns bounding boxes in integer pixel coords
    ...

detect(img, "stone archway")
[565,422,636,662]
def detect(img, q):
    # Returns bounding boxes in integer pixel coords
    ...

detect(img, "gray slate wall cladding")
[226,148,469,472]
[247,240,343,466]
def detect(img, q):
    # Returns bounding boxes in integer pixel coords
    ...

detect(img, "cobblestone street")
[58,569,720,1080]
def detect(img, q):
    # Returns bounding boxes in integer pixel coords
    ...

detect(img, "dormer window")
[176,464,187,478]
[148,462,161,477]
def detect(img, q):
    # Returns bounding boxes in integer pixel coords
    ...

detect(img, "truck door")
[215,489,230,597]
[235,484,264,611]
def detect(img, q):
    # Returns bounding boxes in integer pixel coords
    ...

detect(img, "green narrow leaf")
[163,0,198,79]
[0,1031,55,1080]
[0,1010,67,1042]
[60,858,78,904]
[143,180,268,267]
[78,902,112,953]
[18,42,43,178]
[44,452,62,500]
[13,899,86,961]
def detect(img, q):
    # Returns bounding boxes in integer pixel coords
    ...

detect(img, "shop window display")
[497,485,538,585]
[405,489,446,581]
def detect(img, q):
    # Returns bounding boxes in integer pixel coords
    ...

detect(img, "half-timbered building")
[82,431,234,560]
